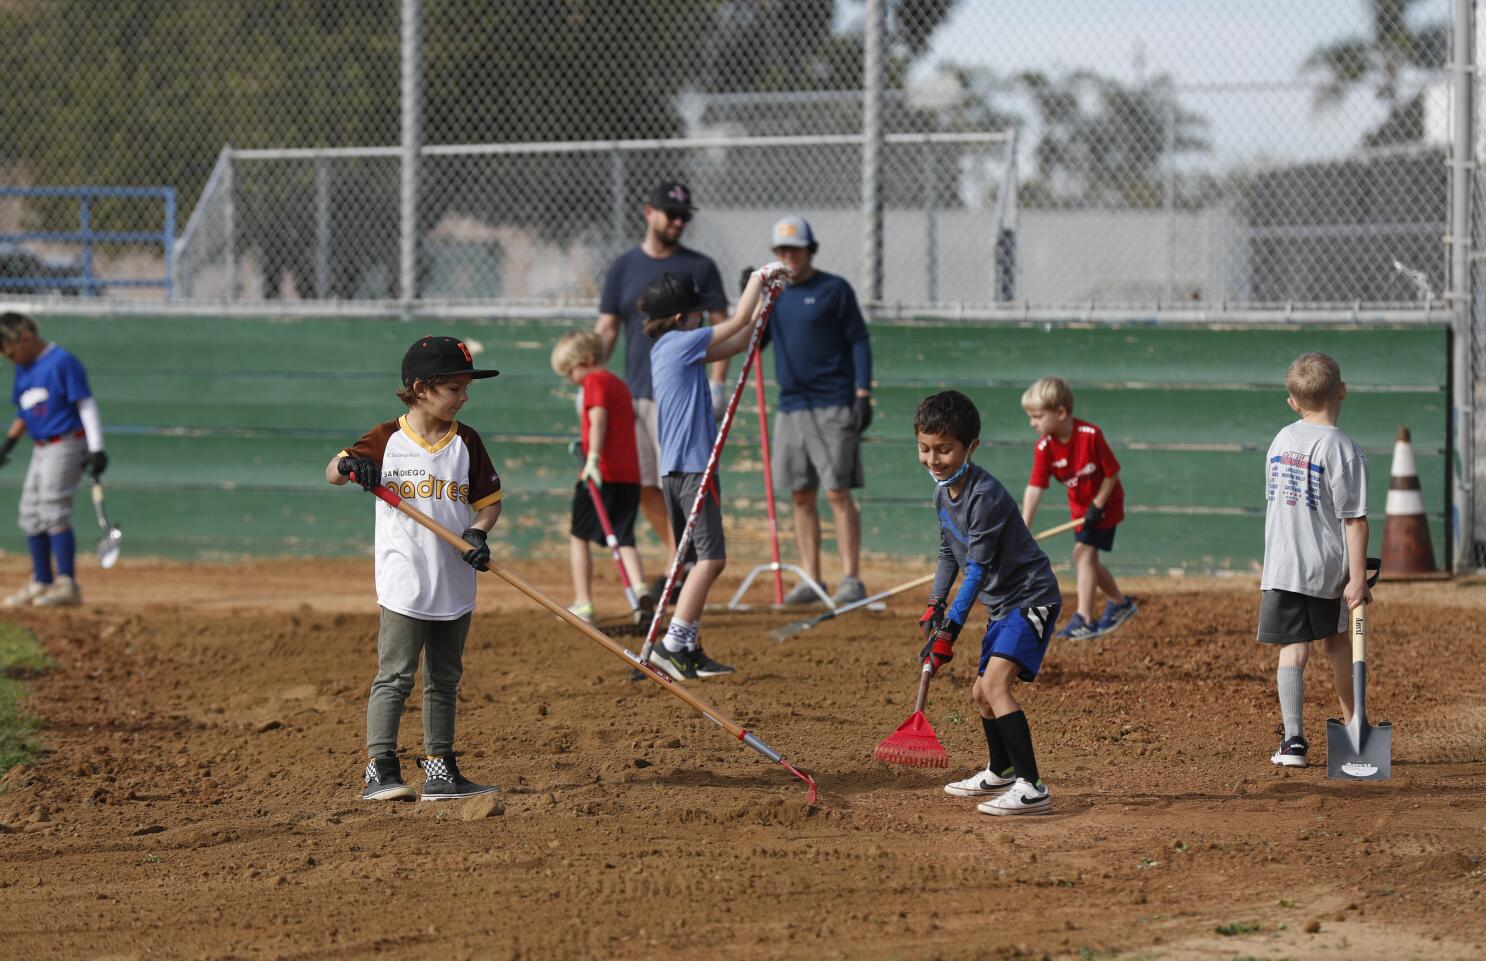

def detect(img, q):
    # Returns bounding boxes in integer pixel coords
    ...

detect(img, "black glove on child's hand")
[739,266,755,295]
[84,449,108,480]
[919,620,961,676]
[1083,503,1104,528]
[461,527,490,572]
[852,395,873,434]
[0,436,16,470]
[917,596,946,642]
[338,456,381,492]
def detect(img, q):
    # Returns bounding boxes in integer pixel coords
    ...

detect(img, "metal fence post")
[399,0,423,309]
[923,136,937,304]
[861,0,885,305]
[163,187,176,301]
[1450,0,1475,570]
[315,156,331,300]
[610,147,626,256]
[224,147,237,302]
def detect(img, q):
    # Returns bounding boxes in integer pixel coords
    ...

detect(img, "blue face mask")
[929,459,972,488]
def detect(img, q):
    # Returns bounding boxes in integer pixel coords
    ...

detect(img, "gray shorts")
[19,434,85,536]
[1256,589,1346,644]
[661,472,726,562]
[772,404,864,493]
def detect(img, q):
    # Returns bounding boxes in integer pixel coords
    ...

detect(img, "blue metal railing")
[0,185,176,298]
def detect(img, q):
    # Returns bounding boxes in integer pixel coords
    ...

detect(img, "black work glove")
[852,395,873,434]
[738,266,755,295]
[917,596,946,643]
[0,436,16,470]
[461,527,490,572]
[918,620,961,676]
[337,456,381,492]
[83,449,108,480]
[1083,503,1105,528]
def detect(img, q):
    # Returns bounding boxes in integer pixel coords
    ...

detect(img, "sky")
[914,0,1452,168]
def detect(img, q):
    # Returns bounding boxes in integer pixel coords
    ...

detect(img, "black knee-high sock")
[994,710,1039,785]
[981,715,1012,775]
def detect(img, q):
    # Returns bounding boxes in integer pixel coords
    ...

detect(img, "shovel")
[1327,559,1388,780]
[90,480,122,569]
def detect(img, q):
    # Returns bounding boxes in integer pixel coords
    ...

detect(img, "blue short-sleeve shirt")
[12,343,91,439]
[650,326,715,475]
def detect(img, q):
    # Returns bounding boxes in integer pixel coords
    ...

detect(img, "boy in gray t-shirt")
[1258,352,1372,768]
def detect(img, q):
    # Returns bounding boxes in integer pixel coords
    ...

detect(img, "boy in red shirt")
[551,331,646,622]
[1020,376,1137,640]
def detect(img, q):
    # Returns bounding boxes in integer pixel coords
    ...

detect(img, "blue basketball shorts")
[977,603,1061,682]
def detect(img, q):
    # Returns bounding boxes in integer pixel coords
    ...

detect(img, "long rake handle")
[586,479,640,612]
[639,279,785,662]
[912,660,932,713]
[364,484,816,800]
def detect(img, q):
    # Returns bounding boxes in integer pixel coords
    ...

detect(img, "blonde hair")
[1285,352,1342,410]
[1021,376,1074,414]
[551,330,603,377]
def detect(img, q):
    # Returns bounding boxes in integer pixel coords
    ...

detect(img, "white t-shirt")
[341,416,503,620]
[1261,420,1368,597]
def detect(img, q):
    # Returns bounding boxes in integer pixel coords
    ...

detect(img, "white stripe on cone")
[1390,438,1417,478]
[1385,487,1426,515]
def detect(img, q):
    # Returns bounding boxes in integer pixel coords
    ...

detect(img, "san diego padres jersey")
[341,416,502,620]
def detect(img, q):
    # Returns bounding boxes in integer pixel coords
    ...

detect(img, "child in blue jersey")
[0,312,108,607]
[915,390,1062,816]
[639,263,788,680]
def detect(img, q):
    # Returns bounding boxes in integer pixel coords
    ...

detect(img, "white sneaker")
[33,576,81,607]
[944,765,1017,797]
[567,600,595,624]
[976,778,1052,816]
[2,580,48,607]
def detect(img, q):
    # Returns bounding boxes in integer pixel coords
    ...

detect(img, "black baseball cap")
[640,271,727,320]
[646,181,697,211]
[401,335,499,387]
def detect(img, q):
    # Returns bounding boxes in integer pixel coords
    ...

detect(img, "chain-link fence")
[0,0,1462,313]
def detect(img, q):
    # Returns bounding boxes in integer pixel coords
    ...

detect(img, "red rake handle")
[361,481,817,803]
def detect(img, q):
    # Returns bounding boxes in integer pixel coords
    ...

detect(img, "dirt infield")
[1,558,1483,961]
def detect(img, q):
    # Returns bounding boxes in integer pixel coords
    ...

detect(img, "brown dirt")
[1,557,1483,961]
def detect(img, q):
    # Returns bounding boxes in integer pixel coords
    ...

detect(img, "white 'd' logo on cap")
[669,186,688,203]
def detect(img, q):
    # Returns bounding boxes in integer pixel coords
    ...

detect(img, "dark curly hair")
[913,390,980,446]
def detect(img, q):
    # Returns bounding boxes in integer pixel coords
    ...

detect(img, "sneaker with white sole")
[1096,597,1138,634]
[783,580,827,605]
[648,645,699,680]
[691,645,735,678]
[2,580,48,608]
[417,754,499,801]
[33,576,80,607]
[944,765,1017,797]
[976,778,1052,816]
[832,576,867,605]
[1270,735,1308,768]
[361,755,416,801]
[568,600,595,624]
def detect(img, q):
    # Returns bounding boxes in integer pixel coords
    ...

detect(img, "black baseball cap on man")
[640,271,727,320]
[401,335,499,387]
[647,181,697,211]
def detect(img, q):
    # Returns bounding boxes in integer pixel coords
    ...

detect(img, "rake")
[873,661,947,768]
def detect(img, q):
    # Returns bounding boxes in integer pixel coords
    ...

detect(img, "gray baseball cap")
[771,215,816,249]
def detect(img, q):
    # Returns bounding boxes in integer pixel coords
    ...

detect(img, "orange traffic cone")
[1380,426,1445,579]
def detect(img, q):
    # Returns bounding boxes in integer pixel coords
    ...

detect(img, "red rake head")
[873,710,948,768]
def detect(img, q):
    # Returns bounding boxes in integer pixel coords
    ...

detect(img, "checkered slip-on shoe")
[417,754,499,801]
[361,755,416,802]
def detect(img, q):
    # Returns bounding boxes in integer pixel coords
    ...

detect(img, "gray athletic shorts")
[1256,589,1346,644]
[661,472,726,562]
[633,398,662,488]
[19,434,85,536]
[772,404,864,493]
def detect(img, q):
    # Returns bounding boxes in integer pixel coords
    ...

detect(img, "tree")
[1302,0,1447,147]
[1016,70,1209,209]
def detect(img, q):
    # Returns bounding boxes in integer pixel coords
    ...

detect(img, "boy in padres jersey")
[0,312,109,608]
[915,390,1062,816]
[326,335,503,802]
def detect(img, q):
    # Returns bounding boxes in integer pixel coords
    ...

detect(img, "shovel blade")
[1326,717,1392,780]
[97,531,122,569]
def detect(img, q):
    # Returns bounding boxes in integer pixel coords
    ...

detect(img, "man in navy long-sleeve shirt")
[761,216,874,605]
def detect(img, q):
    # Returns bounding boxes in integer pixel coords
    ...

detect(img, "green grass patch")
[1215,921,1262,936]
[0,620,50,776]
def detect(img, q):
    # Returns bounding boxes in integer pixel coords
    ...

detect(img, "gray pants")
[19,434,85,536]
[366,606,470,757]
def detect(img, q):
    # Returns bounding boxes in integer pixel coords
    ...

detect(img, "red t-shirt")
[1028,418,1124,528]
[580,369,640,484]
